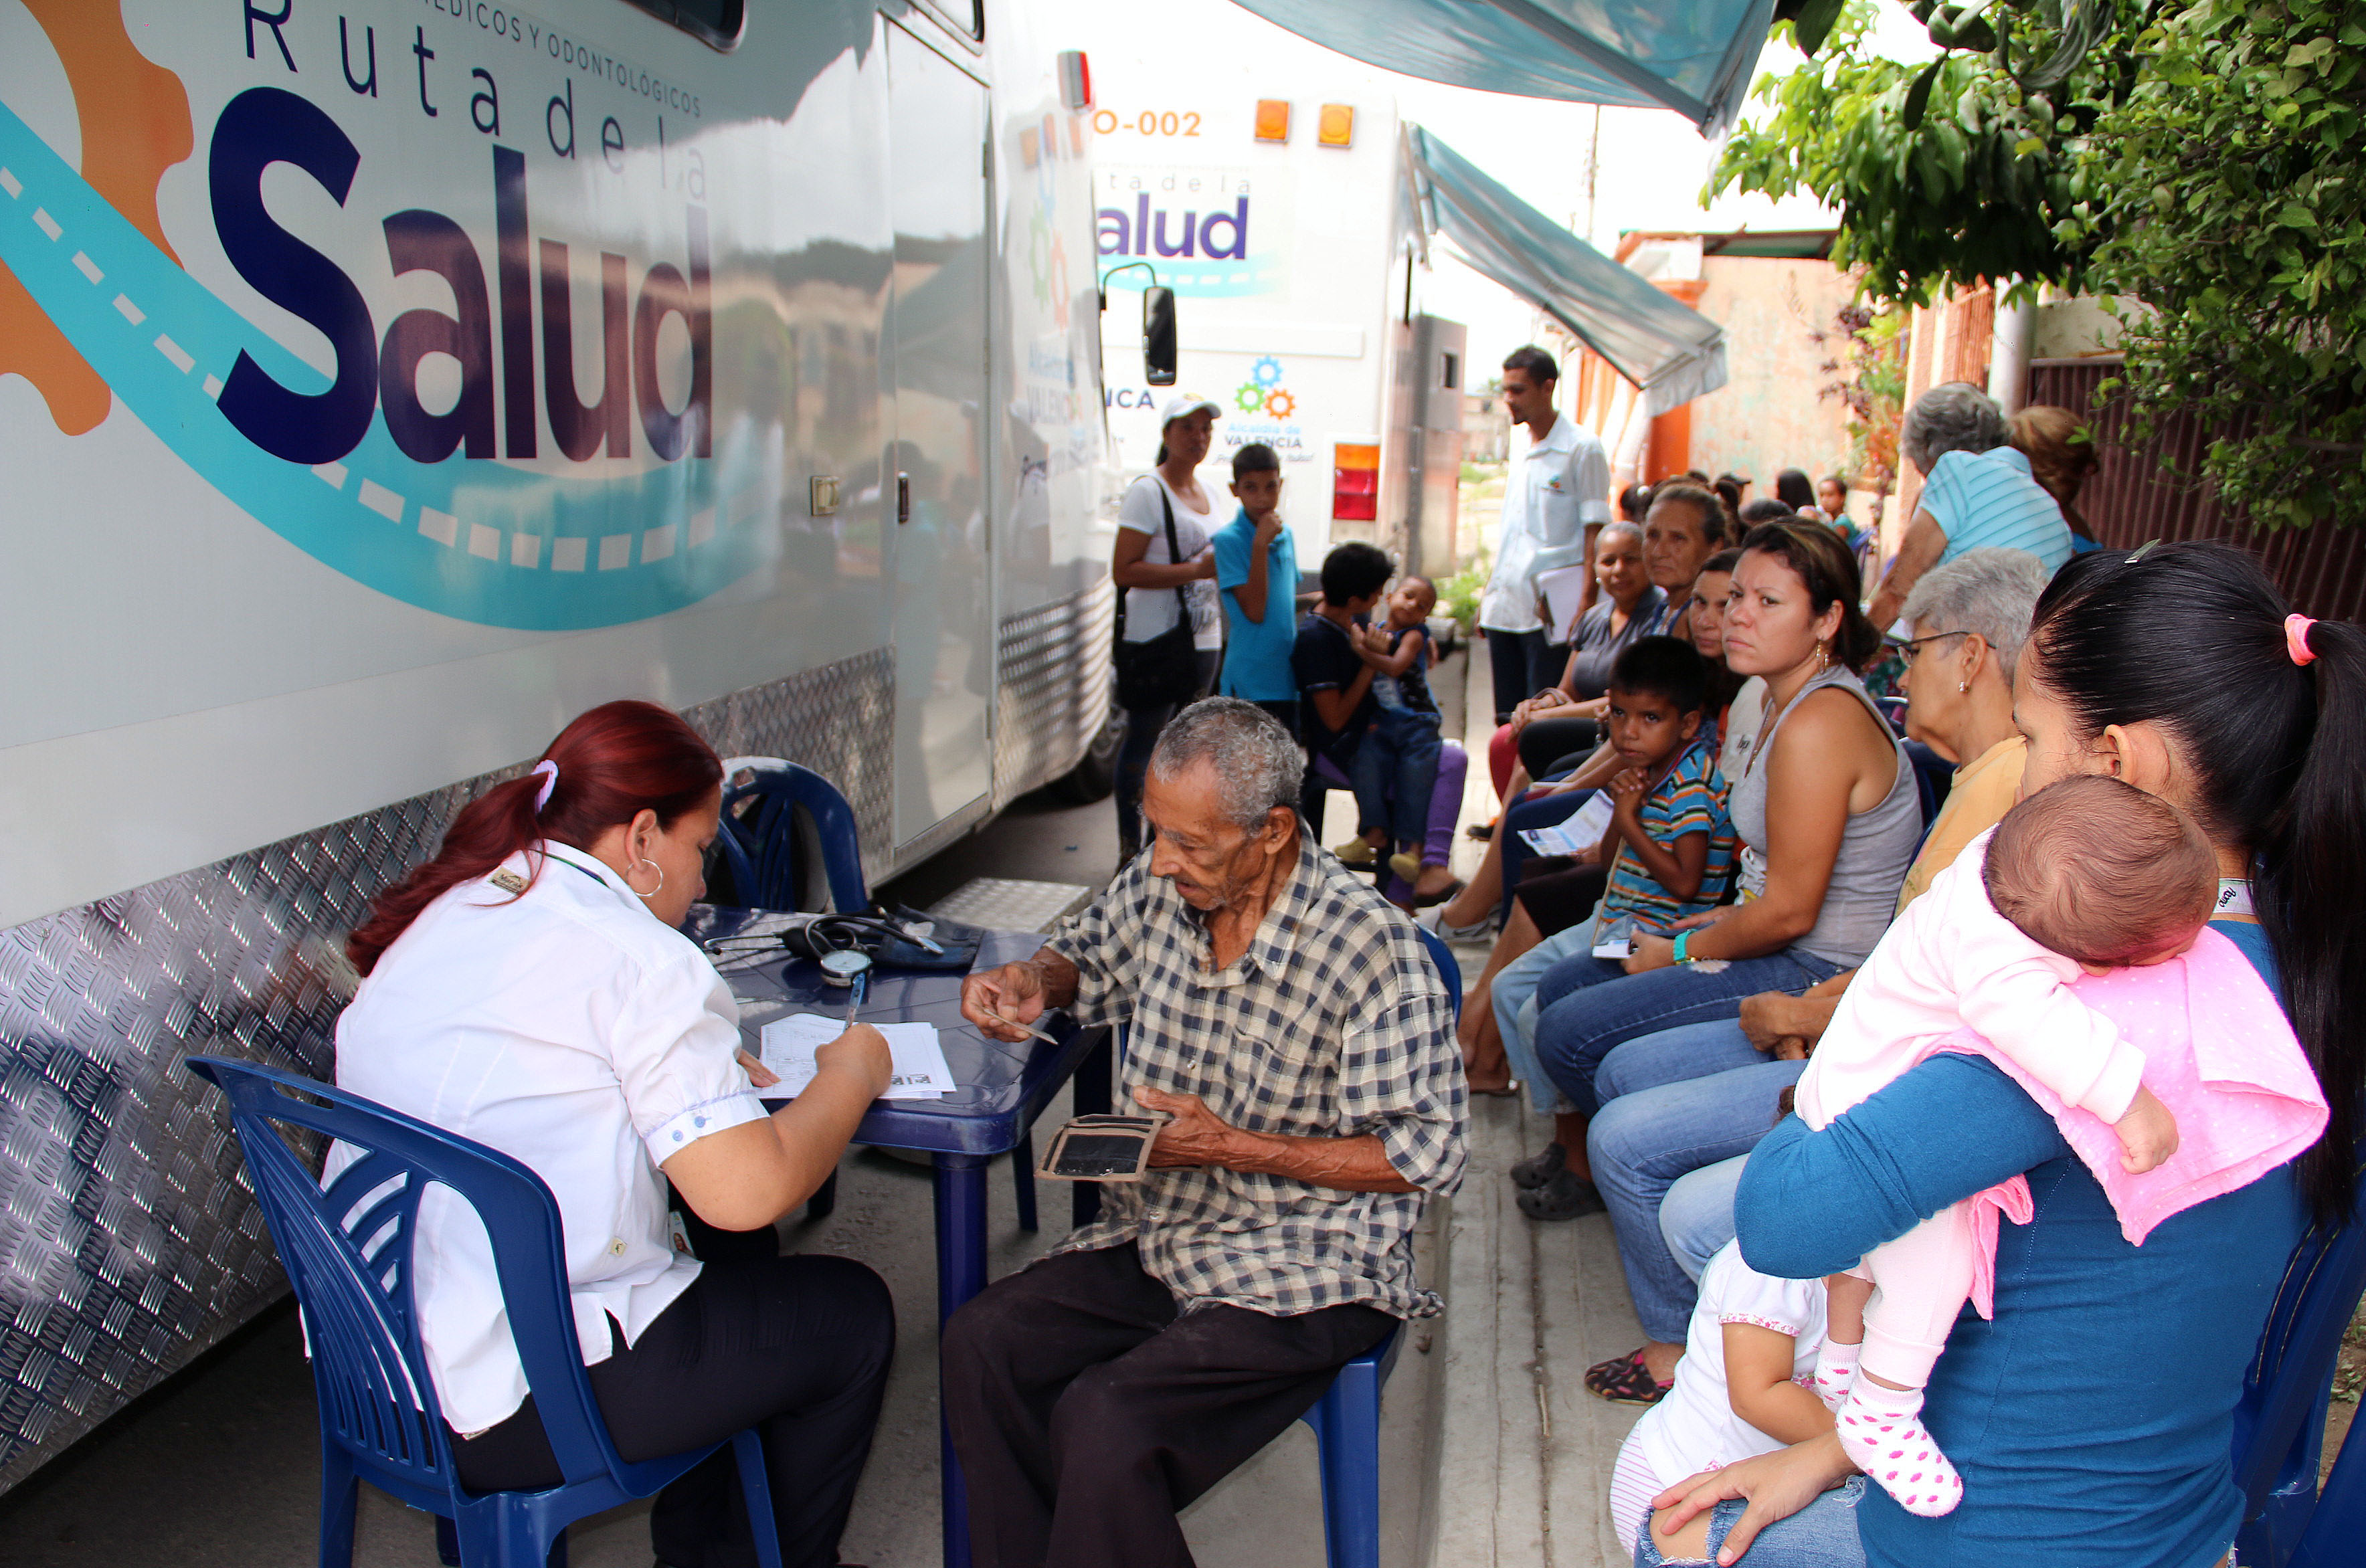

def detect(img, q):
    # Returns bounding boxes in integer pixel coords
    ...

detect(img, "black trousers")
[1519,714,1602,779]
[1485,627,1556,722]
[941,1243,1393,1568]
[452,1255,895,1568]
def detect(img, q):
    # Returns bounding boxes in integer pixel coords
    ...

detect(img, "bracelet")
[1673,930,1694,966]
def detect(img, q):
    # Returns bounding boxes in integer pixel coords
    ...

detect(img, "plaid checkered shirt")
[1043,832,1467,1318]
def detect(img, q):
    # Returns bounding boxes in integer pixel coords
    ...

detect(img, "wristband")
[1673,930,1693,966]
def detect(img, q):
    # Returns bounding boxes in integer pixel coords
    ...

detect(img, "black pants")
[1519,714,1601,779]
[941,1243,1394,1568]
[1116,648,1224,852]
[1485,627,1556,722]
[452,1255,895,1568]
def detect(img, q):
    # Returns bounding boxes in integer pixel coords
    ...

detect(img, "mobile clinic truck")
[1078,39,1468,580]
[0,0,1119,1490]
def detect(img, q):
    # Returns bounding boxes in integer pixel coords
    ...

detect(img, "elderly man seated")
[944,697,1467,1568]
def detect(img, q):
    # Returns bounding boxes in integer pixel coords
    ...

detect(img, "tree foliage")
[2071,0,2366,530]
[1714,0,2143,306]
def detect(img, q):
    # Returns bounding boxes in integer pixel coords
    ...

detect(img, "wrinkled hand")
[1135,1086,1241,1168]
[1738,991,1807,1053]
[2114,1084,2181,1173]
[815,1022,893,1101]
[962,961,1049,1042]
[736,1048,780,1090]
[1625,933,1677,974]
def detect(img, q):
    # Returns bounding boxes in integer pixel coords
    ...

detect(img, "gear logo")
[0,0,193,435]
[1252,355,1284,389]
[1263,389,1296,419]
[1234,381,1267,414]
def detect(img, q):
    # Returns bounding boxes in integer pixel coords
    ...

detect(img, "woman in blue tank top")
[1638,543,2366,1568]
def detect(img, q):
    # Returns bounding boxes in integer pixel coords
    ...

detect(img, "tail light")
[1333,443,1379,521]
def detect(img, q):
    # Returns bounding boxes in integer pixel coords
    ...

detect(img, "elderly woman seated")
[1868,382,2075,630]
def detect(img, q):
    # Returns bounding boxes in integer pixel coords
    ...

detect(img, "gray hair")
[1147,697,1304,832]
[1900,547,2048,681]
[1901,381,2007,474]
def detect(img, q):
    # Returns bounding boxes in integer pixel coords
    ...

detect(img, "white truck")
[0,0,1117,1490]
[1072,35,1467,582]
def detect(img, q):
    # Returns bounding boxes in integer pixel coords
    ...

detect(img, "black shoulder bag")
[1113,480,1206,710]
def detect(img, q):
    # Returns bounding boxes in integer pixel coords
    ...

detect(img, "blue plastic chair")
[2231,1148,2366,1567]
[714,758,869,914]
[1293,926,1462,1568]
[713,759,1042,1231]
[184,1056,783,1568]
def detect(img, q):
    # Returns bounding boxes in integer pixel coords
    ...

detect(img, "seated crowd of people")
[319,349,2363,1568]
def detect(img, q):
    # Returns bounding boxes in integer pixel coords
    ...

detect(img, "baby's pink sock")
[1836,1378,1962,1516]
[1807,1338,1859,1410]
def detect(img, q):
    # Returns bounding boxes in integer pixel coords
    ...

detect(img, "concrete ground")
[0,641,1647,1568]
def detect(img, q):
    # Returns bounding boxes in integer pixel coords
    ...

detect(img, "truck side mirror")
[1143,286,1177,387]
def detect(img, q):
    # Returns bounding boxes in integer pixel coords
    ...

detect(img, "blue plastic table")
[686,909,1111,1568]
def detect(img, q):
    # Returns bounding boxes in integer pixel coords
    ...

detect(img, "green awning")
[1404,126,1727,415]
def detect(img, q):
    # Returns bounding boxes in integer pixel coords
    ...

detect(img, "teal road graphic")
[0,100,766,631]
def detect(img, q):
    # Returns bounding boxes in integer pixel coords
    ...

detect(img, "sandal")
[1465,820,1496,842]
[1467,1077,1523,1098]
[1517,1168,1605,1221]
[1510,1141,1566,1189]
[1584,1348,1674,1407]
[1413,877,1465,909]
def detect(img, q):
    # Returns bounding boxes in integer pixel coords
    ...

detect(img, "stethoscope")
[818,947,872,1023]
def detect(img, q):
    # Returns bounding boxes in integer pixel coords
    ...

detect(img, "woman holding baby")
[1635,541,2366,1568]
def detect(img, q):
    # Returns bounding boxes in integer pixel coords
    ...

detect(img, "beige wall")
[1682,258,1862,515]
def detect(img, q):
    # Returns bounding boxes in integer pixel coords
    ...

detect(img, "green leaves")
[1903,58,1947,128]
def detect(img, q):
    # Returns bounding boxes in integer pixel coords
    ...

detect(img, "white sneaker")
[1418,905,1493,942]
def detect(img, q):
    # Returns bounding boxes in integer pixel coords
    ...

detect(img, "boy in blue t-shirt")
[1212,443,1299,733]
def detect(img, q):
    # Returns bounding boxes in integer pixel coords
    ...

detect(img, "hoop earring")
[626,856,666,900]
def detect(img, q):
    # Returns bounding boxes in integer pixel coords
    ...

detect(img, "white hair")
[1902,381,2007,474]
[1900,547,2048,680]
[1147,698,1303,832]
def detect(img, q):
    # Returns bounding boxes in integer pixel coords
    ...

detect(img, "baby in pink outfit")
[1795,776,2290,1517]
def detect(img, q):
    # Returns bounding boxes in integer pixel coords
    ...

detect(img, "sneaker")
[1418,905,1493,942]
[1332,839,1377,866]
[1388,851,1423,882]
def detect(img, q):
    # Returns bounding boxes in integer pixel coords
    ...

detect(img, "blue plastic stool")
[1292,927,1462,1567]
[185,1057,784,1568]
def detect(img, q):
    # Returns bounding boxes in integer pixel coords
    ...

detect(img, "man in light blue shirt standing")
[1870,381,2072,629]
[1212,442,1301,734]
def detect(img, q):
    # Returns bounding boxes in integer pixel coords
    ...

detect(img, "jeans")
[1631,1476,1867,1567]
[1533,949,1843,1117]
[1663,1155,1750,1284]
[1115,649,1222,850]
[1351,705,1443,847]
[1586,1020,1805,1342]
[1494,925,1594,1116]
[1485,627,1554,720]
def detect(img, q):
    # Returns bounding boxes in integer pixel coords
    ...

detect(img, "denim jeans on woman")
[1493,924,1594,1116]
[1584,1019,1805,1343]
[1631,1478,1867,1568]
[1532,949,1843,1118]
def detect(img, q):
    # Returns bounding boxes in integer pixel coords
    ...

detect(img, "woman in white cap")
[1112,393,1226,860]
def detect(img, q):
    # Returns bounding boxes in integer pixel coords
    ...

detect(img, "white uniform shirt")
[1479,413,1613,634]
[327,840,770,1435]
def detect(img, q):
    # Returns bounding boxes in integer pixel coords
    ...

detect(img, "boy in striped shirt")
[1587,637,1736,941]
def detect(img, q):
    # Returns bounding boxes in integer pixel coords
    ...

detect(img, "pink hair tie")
[2285,613,2319,668]
[530,759,560,812]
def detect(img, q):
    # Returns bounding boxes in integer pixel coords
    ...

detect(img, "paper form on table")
[1518,789,1615,856]
[757,1013,955,1100]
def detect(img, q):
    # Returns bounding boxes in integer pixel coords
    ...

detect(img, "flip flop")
[1584,1348,1675,1406]
[1413,877,1465,908]
[1465,820,1496,842]
[1467,1078,1523,1098]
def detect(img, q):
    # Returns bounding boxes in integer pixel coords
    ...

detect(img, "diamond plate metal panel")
[992,580,1115,809]
[0,652,894,1493]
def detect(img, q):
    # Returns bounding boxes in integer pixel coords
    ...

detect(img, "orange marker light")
[1254,99,1291,143]
[1317,104,1355,147]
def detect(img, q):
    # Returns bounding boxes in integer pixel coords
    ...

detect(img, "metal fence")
[2027,359,2366,621]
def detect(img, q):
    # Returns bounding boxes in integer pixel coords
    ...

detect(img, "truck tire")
[1046,706,1126,805]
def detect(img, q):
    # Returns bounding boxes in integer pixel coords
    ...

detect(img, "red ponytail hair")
[347,700,723,975]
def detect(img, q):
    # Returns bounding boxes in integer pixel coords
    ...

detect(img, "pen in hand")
[989,1011,1060,1045]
